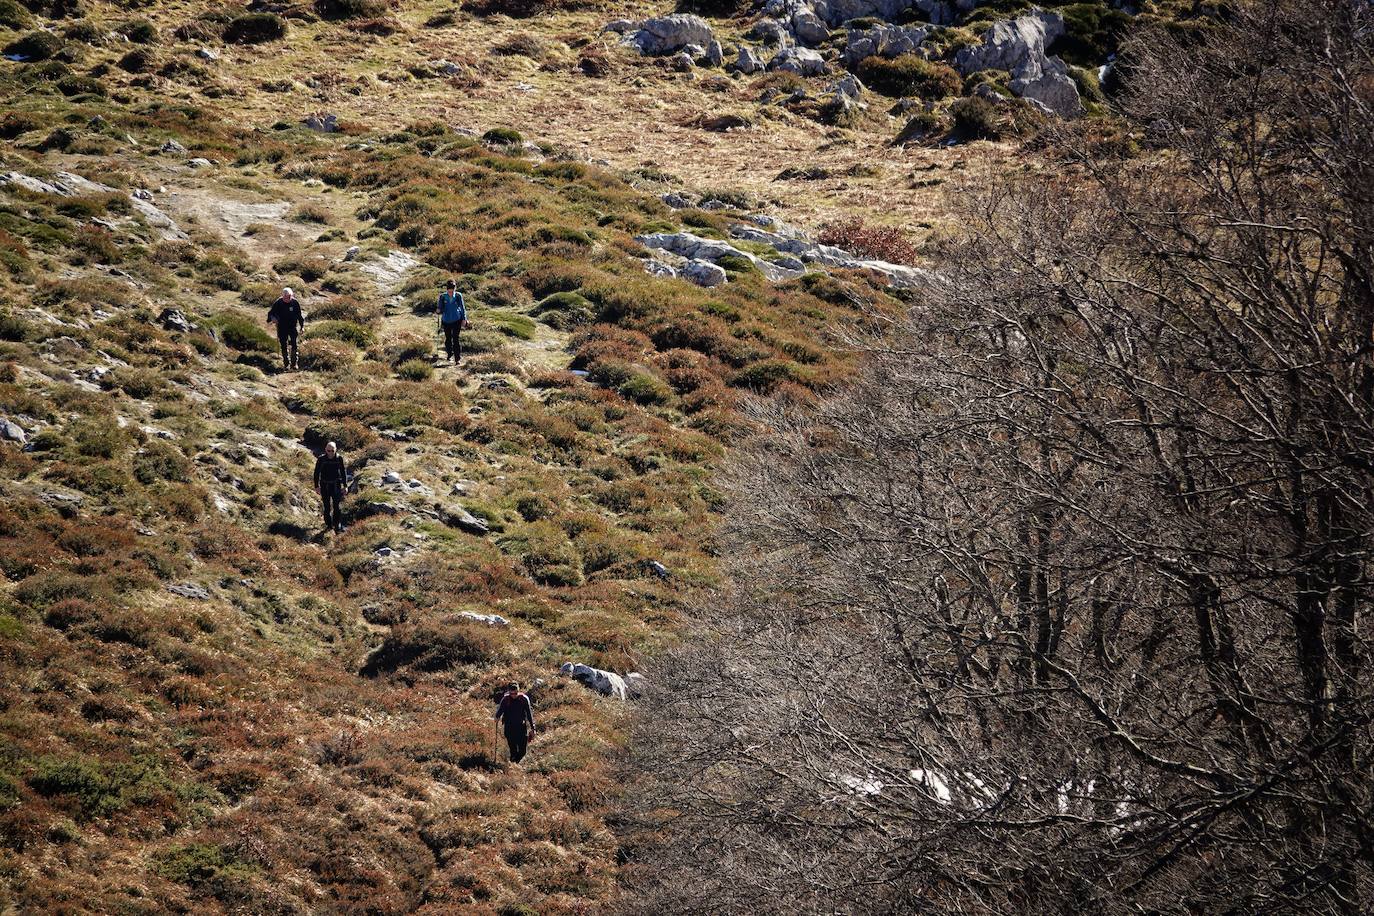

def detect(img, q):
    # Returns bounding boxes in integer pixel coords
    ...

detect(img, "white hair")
[325,441,337,451]
[283,287,293,297]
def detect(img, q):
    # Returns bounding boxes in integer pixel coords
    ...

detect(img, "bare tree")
[620,2,1374,913]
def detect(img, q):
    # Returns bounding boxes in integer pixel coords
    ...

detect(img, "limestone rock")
[735,45,767,74]
[769,47,828,77]
[0,419,26,445]
[843,23,931,68]
[683,259,728,287]
[629,15,713,57]
[158,308,195,333]
[167,583,211,601]
[560,662,644,701]
[444,507,491,536]
[954,10,1082,117]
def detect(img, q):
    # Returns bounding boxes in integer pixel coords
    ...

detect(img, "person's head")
[445,280,456,291]
[324,441,337,457]
[282,287,294,302]
[507,681,520,694]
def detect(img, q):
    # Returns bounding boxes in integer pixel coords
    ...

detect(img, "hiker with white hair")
[266,286,305,371]
[313,441,348,533]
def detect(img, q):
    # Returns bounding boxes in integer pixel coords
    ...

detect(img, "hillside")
[0,0,1223,913]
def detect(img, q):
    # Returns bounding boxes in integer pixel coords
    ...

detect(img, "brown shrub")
[816,217,919,265]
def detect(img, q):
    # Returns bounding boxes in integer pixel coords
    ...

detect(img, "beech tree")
[622,2,1374,913]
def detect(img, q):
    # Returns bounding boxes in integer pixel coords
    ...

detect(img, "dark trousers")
[278,328,299,368]
[321,486,343,529]
[505,727,529,763]
[442,321,463,362]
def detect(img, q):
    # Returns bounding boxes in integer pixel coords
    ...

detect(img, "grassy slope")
[0,3,911,912]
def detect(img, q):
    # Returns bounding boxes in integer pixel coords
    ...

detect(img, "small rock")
[450,482,470,496]
[158,307,194,334]
[196,48,218,61]
[88,115,108,131]
[381,470,403,485]
[671,51,695,72]
[458,611,510,627]
[602,19,638,34]
[375,546,393,557]
[444,507,490,536]
[132,188,154,201]
[160,139,187,155]
[188,158,214,169]
[304,113,341,133]
[642,258,678,279]
[344,245,360,261]
[705,40,724,67]
[167,583,211,601]
[646,559,671,580]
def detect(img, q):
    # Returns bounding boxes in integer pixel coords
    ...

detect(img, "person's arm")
[339,457,348,491]
[312,458,321,490]
[492,698,505,723]
[524,696,535,732]
[267,301,278,324]
[457,293,467,324]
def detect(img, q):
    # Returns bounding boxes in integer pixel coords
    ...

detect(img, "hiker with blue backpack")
[438,279,467,364]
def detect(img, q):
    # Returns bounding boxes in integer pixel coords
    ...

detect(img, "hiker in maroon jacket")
[492,682,536,764]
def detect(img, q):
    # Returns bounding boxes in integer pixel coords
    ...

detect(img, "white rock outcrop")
[954,9,1083,118]
[628,15,714,56]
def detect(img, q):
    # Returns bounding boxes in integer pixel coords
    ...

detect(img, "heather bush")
[857,55,963,99]
[816,218,919,265]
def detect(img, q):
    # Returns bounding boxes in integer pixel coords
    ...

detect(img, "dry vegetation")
[0,5,915,909]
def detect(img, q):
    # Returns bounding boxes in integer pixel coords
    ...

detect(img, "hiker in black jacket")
[492,682,536,764]
[267,287,305,371]
[313,441,347,533]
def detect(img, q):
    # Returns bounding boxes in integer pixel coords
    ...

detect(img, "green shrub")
[488,311,536,340]
[499,521,584,587]
[0,313,33,342]
[105,367,167,399]
[153,844,257,887]
[731,359,808,393]
[857,55,963,99]
[224,13,287,44]
[118,47,157,73]
[121,19,158,44]
[950,96,1002,141]
[134,441,191,484]
[55,77,104,98]
[314,0,389,19]
[4,31,63,62]
[306,320,374,348]
[212,312,276,353]
[1050,4,1133,68]
[532,291,593,330]
[397,358,433,381]
[29,754,173,820]
[298,338,357,372]
[361,617,503,675]
[0,0,31,30]
[619,372,673,406]
[482,127,523,146]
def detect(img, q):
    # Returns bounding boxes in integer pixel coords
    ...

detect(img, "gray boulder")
[560,661,645,701]
[167,583,211,601]
[630,15,713,56]
[791,7,831,46]
[953,10,1081,118]
[0,419,26,445]
[304,113,341,133]
[637,231,806,283]
[747,19,791,47]
[843,23,931,68]
[830,72,865,100]
[602,19,638,33]
[705,39,724,67]
[769,47,828,77]
[735,45,767,74]
[683,259,728,288]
